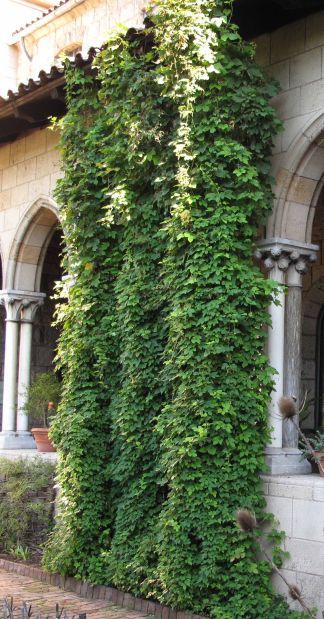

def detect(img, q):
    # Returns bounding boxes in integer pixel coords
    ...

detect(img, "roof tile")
[13,0,70,35]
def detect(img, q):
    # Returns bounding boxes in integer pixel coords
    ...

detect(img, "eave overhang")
[0,50,95,145]
[1,1,324,145]
[233,0,324,39]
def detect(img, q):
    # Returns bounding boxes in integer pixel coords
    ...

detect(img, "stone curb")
[0,558,206,619]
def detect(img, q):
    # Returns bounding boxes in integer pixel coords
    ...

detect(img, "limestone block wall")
[15,0,146,86]
[254,10,324,242]
[254,12,324,427]
[0,127,62,420]
[0,126,61,275]
[264,475,324,618]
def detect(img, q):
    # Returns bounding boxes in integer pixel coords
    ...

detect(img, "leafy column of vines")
[94,43,172,593]
[43,68,124,578]
[44,1,307,617]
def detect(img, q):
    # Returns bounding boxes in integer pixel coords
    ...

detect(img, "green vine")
[44,69,123,577]
[44,0,307,616]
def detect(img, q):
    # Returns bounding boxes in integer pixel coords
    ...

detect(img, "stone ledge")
[261,473,324,486]
[0,558,205,619]
[0,449,57,461]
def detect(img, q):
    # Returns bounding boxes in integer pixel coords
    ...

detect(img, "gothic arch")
[6,196,60,292]
[268,112,324,242]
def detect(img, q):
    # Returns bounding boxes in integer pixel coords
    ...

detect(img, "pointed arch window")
[54,43,82,66]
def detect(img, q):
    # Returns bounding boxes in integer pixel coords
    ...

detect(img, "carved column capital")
[256,238,318,285]
[0,290,46,322]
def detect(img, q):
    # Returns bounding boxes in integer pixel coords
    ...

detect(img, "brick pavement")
[0,568,151,618]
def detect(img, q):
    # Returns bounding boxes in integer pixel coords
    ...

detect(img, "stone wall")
[255,10,324,242]
[0,128,62,424]
[254,11,324,428]
[0,126,61,277]
[254,13,324,611]
[14,0,146,86]
[264,474,324,618]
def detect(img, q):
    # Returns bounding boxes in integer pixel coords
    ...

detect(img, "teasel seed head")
[278,396,297,419]
[236,509,257,532]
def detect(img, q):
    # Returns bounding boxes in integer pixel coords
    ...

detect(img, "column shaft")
[17,320,33,432]
[283,278,302,448]
[267,264,285,448]
[0,290,45,448]
[2,318,19,432]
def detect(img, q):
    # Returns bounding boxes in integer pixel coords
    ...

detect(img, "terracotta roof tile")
[0,48,97,108]
[13,0,70,35]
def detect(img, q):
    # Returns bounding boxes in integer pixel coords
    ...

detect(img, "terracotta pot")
[31,428,56,453]
[314,451,324,476]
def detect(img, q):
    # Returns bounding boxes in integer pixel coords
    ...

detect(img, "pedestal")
[0,431,36,450]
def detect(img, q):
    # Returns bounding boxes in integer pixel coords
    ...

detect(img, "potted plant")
[24,372,61,452]
[300,431,324,476]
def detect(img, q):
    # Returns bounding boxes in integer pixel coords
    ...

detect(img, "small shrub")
[0,458,55,560]
[24,372,61,428]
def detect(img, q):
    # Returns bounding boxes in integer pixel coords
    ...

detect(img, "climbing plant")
[43,67,124,576]
[44,0,307,616]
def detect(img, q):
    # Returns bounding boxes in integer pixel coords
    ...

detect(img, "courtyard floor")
[0,568,150,618]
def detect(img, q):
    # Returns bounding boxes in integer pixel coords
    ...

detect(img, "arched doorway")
[0,198,63,449]
[301,186,324,431]
[32,227,63,382]
[257,115,324,472]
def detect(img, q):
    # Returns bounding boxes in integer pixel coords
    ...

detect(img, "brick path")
[0,568,151,618]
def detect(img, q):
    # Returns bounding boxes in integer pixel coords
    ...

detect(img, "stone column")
[17,296,45,433]
[257,238,318,475]
[284,259,305,448]
[262,250,289,449]
[0,290,45,449]
[283,247,316,433]
[0,294,22,438]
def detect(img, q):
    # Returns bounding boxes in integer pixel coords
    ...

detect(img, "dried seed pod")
[278,396,297,419]
[236,509,257,532]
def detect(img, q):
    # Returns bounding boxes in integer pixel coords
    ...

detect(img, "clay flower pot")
[31,427,56,453]
[315,451,324,477]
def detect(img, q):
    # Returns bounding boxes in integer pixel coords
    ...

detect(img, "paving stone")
[0,568,154,618]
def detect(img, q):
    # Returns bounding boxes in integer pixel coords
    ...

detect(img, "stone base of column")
[0,431,36,450]
[265,447,311,475]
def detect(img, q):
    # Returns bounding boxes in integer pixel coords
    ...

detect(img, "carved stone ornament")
[255,238,318,278]
[0,290,46,322]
